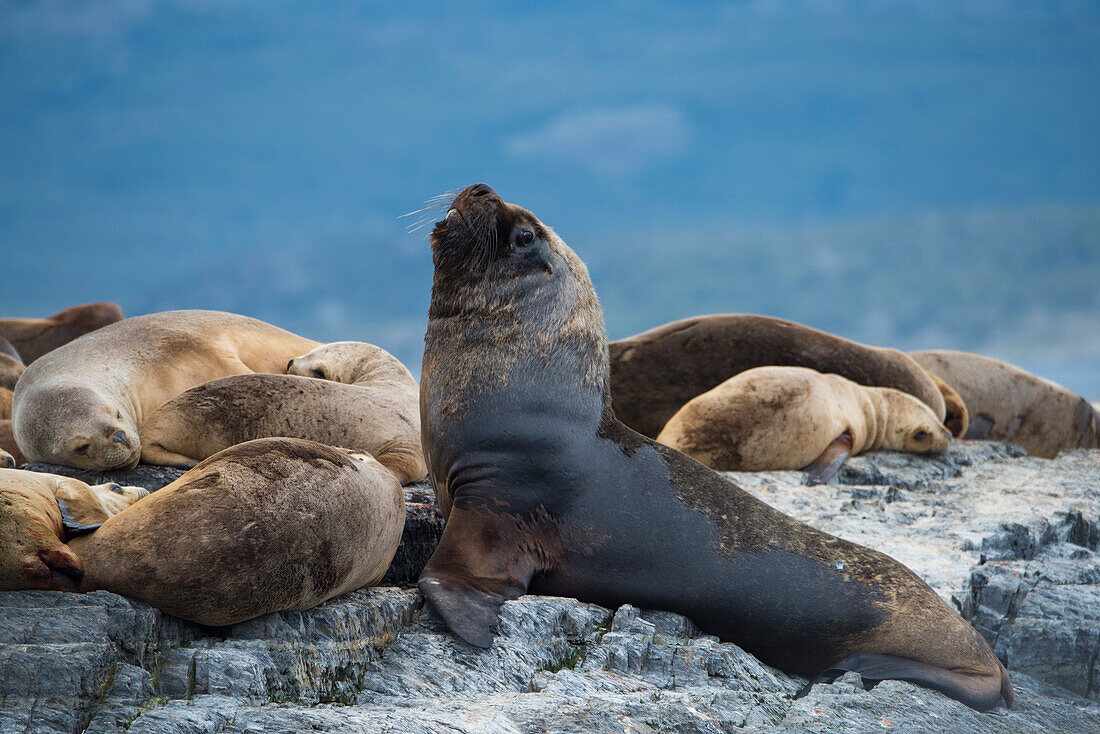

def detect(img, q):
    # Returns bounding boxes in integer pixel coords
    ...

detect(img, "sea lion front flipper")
[139,443,199,469]
[802,432,853,486]
[55,497,104,536]
[795,652,1012,712]
[417,505,543,648]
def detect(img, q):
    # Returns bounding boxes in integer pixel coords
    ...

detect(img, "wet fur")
[417,184,1012,712]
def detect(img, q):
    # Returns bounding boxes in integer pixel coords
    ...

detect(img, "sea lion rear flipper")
[796,652,1012,712]
[55,497,104,536]
[417,505,540,648]
[802,432,853,486]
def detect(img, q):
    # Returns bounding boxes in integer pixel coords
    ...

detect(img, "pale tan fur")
[12,310,318,470]
[656,366,951,471]
[911,350,1099,458]
[69,438,405,626]
[0,469,146,591]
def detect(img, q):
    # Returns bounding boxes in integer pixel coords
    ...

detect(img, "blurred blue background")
[1,1,1097,395]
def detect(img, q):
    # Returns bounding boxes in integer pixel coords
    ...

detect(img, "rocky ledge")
[4,442,1098,733]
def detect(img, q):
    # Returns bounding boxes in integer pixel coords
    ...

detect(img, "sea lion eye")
[110,483,124,494]
[75,443,91,454]
[518,228,534,246]
[116,411,122,420]
[914,431,929,440]
[312,369,325,379]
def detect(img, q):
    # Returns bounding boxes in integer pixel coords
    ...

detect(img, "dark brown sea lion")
[911,350,1099,458]
[927,371,970,438]
[0,302,124,363]
[608,314,946,439]
[416,183,1012,712]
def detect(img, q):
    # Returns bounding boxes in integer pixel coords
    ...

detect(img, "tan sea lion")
[417,183,1011,712]
[0,387,12,420]
[609,314,946,438]
[0,302,124,363]
[139,342,425,483]
[12,310,319,470]
[910,350,1100,459]
[0,469,147,591]
[67,438,405,626]
[0,420,24,466]
[927,371,970,438]
[0,448,14,469]
[655,366,951,483]
[0,336,24,391]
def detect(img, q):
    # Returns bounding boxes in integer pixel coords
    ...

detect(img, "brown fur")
[609,315,946,438]
[12,310,319,470]
[0,420,24,466]
[926,371,970,437]
[911,350,1099,458]
[0,388,12,420]
[0,302,124,363]
[656,367,950,471]
[0,469,146,592]
[140,358,426,483]
[418,184,1011,711]
[67,438,405,626]
[0,352,23,391]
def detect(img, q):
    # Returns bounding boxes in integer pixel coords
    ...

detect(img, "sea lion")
[0,302,124,363]
[927,371,970,438]
[608,314,946,439]
[911,350,1099,459]
[139,342,425,483]
[12,310,319,471]
[0,420,24,467]
[67,438,405,626]
[0,469,147,591]
[417,183,1012,712]
[655,366,951,483]
[1,387,12,420]
[0,448,14,469]
[0,336,23,391]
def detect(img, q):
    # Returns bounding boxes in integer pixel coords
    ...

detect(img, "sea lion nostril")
[111,430,131,448]
[467,183,495,198]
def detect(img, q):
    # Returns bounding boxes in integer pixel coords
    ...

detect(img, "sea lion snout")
[111,429,131,448]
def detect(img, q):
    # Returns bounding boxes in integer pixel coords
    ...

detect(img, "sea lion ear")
[55,497,105,536]
[417,506,541,648]
[802,432,854,486]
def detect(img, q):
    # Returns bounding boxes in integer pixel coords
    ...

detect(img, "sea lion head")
[0,448,14,469]
[0,471,85,591]
[17,385,141,470]
[287,341,394,385]
[427,183,609,394]
[880,390,951,455]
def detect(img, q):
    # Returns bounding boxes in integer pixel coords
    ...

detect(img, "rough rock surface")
[3,442,1097,733]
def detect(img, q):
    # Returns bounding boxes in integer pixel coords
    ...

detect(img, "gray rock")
[4,443,1100,732]
[20,462,188,492]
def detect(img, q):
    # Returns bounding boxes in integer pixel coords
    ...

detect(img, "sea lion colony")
[1,188,1097,712]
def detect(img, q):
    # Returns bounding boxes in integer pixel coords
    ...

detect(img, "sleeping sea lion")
[67,438,405,625]
[609,314,946,438]
[910,350,1099,458]
[0,469,147,591]
[416,183,1012,712]
[139,342,425,483]
[12,310,318,470]
[655,366,951,483]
